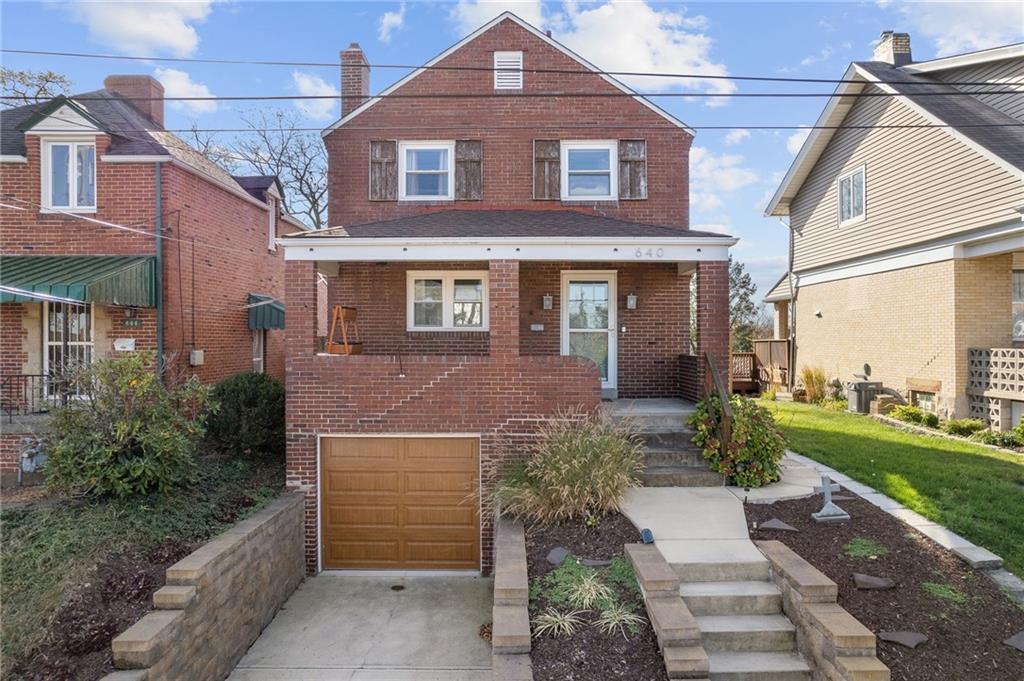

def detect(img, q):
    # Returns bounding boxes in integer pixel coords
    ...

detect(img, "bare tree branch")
[1,68,71,108]
[182,123,238,171]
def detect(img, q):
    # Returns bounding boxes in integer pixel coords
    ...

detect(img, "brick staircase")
[606,399,725,487]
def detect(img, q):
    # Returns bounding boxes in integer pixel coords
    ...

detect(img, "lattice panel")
[968,394,1001,428]
[968,348,1024,396]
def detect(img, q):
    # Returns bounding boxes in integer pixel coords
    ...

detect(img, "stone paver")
[227,575,492,681]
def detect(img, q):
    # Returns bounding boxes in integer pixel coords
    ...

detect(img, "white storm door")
[561,271,617,390]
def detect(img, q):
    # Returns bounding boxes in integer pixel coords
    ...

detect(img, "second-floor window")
[399,142,455,201]
[268,197,278,251]
[43,140,96,211]
[561,141,618,201]
[837,165,865,225]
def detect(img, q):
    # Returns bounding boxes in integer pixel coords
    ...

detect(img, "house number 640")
[634,247,665,258]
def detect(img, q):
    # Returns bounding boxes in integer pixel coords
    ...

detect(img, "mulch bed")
[525,513,668,681]
[744,492,1024,681]
[8,538,195,681]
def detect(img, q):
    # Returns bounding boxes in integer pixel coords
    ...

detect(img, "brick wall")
[287,260,602,574]
[326,18,692,228]
[105,493,305,680]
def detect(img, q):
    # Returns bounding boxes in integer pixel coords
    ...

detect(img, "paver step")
[696,614,796,652]
[679,581,782,616]
[708,651,810,681]
[642,467,726,488]
[644,448,707,468]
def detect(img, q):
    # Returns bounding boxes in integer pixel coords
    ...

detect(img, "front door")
[561,271,617,394]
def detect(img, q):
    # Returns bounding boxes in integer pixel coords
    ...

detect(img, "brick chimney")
[104,75,165,127]
[873,31,912,66]
[341,43,370,118]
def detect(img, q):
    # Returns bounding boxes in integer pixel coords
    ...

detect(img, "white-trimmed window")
[837,165,865,225]
[252,329,266,373]
[561,141,618,201]
[42,139,96,211]
[494,51,523,90]
[268,197,278,251]
[398,141,455,200]
[407,271,489,331]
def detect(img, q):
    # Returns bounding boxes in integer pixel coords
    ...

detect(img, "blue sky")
[3,0,1022,297]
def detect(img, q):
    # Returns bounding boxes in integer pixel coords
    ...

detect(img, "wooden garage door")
[321,437,480,570]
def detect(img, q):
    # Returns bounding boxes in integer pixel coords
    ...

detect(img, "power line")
[2,46,1017,88]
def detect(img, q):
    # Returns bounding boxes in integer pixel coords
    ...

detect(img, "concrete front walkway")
[228,574,493,681]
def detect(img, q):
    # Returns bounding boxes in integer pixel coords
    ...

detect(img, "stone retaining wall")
[102,492,305,681]
[757,540,890,681]
[492,516,533,681]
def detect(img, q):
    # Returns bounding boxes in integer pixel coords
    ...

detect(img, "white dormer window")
[42,140,96,211]
[494,51,523,90]
[837,165,866,226]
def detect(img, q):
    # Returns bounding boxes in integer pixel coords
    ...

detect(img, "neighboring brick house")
[281,12,735,574]
[0,75,303,482]
[765,33,1024,428]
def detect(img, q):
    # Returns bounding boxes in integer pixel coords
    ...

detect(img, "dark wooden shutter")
[455,140,482,200]
[533,140,560,200]
[619,140,647,200]
[369,140,398,201]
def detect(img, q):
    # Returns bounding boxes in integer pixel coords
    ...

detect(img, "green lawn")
[0,457,283,675]
[762,401,1024,576]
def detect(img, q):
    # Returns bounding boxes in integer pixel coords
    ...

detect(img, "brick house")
[765,33,1024,429]
[281,13,735,574]
[0,74,303,482]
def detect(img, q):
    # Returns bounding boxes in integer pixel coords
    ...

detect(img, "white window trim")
[494,50,524,90]
[41,138,97,213]
[253,329,266,373]
[836,164,866,227]
[43,301,95,397]
[560,140,618,202]
[398,141,456,201]
[268,197,278,251]
[406,270,489,332]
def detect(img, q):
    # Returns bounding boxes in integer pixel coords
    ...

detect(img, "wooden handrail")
[703,353,732,450]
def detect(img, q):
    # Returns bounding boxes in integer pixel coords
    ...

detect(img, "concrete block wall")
[104,493,305,681]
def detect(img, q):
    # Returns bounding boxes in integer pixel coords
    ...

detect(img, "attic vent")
[494,51,523,90]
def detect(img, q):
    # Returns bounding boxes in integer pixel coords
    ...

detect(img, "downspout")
[155,162,164,378]
[781,217,797,391]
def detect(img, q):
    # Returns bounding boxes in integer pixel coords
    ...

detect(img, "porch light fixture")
[542,294,553,310]
[626,293,638,310]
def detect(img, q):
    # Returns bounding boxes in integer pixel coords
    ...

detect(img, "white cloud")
[689,146,759,213]
[378,2,406,44]
[800,46,834,67]
[786,127,811,155]
[291,71,339,121]
[448,1,734,105]
[63,1,214,57]
[449,0,544,34]
[724,129,750,145]
[153,67,216,114]
[884,1,1024,56]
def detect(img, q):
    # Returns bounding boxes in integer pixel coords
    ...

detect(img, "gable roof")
[766,55,1024,218]
[763,273,792,303]
[233,175,284,202]
[322,11,693,136]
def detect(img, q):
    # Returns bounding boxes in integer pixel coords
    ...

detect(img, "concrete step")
[696,614,796,652]
[679,581,782,616]
[708,652,811,681]
[671,559,771,585]
[643,447,707,468]
[639,431,699,449]
[642,467,726,488]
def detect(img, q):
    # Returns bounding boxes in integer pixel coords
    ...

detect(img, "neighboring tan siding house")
[765,33,1024,428]
[0,75,301,482]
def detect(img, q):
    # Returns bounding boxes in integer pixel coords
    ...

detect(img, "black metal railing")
[0,374,72,422]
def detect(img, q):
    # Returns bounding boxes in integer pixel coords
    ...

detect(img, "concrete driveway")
[228,574,494,681]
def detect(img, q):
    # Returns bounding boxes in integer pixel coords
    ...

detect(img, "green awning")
[248,293,284,330]
[0,255,157,307]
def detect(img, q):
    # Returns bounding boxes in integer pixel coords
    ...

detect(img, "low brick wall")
[492,516,533,681]
[103,492,305,681]
[757,540,889,681]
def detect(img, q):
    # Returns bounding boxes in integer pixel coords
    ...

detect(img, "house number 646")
[634,248,665,259]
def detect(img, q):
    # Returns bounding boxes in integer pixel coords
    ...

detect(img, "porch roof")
[280,210,736,263]
[0,255,156,307]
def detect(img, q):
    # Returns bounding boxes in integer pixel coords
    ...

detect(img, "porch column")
[696,260,730,387]
[285,259,317,358]
[488,259,520,359]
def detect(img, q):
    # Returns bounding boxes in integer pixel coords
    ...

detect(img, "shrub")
[689,395,786,488]
[940,418,986,438]
[494,410,643,525]
[970,429,1021,449]
[44,353,212,497]
[762,389,777,401]
[819,397,848,411]
[890,404,939,428]
[799,365,828,403]
[206,372,285,459]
